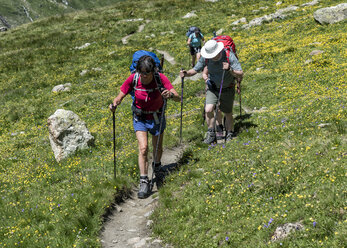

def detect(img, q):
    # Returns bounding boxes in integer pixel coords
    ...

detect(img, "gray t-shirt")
[193,51,242,88]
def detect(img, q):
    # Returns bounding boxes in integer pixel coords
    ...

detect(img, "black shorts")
[190,46,201,55]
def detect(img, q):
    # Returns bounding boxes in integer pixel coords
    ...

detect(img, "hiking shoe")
[203,129,216,144]
[138,177,150,199]
[226,131,236,142]
[216,124,224,141]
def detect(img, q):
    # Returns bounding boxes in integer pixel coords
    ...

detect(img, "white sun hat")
[201,40,224,59]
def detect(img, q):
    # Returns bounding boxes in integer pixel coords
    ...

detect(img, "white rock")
[127,237,141,245]
[80,70,88,76]
[47,109,94,162]
[231,17,247,25]
[134,239,146,248]
[144,210,154,217]
[318,123,331,128]
[309,50,324,56]
[271,222,304,241]
[52,83,71,93]
[302,0,319,7]
[146,220,154,227]
[314,3,347,24]
[183,11,197,19]
[75,42,91,50]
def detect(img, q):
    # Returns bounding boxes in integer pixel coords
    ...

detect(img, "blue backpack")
[129,50,164,100]
[186,26,201,37]
[129,50,163,73]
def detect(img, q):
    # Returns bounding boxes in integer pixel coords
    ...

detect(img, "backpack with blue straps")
[129,50,164,100]
[186,26,201,38]
[129,51,165,123]
[129,50,163,73]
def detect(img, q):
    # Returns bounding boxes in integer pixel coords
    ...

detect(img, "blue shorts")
[133,115,166,136]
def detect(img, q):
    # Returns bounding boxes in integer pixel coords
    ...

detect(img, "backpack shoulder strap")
[154,72,163,89]
[223,49,230,64]
[133,72,161,92]
[132,72,140,88]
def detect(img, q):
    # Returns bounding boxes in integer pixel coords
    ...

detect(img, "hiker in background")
[180,39,243,144]
[110,56,180,199]
[187,27,204,67]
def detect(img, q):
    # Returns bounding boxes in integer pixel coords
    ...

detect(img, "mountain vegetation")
[0,0,124,27]
[0,0,345,247]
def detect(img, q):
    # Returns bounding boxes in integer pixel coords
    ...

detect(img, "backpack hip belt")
[132,104,162,124]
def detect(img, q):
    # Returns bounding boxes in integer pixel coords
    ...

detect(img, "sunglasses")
[139,70,152,76]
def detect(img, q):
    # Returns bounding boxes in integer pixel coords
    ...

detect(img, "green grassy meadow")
[0,0,125,27]
[0,0,346,247]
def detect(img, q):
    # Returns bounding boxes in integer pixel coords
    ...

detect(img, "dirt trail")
[100,145,186,248]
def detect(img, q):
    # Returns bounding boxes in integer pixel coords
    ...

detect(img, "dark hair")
[136,55,156,73]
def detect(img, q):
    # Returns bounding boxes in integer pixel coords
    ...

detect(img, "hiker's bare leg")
[192,55,196,67]
[152,133,164,163]
[216,109,223,126]
[136,131,149,175]
[205,104,215,129]
[224,112,234,132]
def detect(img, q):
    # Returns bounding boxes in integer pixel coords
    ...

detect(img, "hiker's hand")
[237,82,241,95]
[109,99,121,112]
[109,103,119,112]
[180,70,186,78]
[222,62,230,70]
[109,103,117,112]
[161,89,173,99]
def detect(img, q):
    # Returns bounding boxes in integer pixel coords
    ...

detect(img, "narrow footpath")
[100,145,186,248]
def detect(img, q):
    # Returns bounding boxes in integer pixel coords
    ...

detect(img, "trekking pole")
[150,98,167,190]
[112,110,116,179]
[239,86,242,118]
[160,53,165,71]
[180,68,184,143]
[212,69,226,140]
[213,31,217,38]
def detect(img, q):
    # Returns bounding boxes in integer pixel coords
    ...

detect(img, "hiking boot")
[138,177,150,199]
[203,129,216,144]
[226,131,236,142]
[216,124,224,141]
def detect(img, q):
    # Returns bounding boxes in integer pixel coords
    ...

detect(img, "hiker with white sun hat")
[180,39,243,144]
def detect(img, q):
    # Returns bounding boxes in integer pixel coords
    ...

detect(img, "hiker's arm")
[180,68,198,78]
[162,88,180,102]
[187,37,191,46]
[202,66,209,81]
[232,70,243,95]
[109,91,126,112]
[227,53,243,81]
[231,69,243,81]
